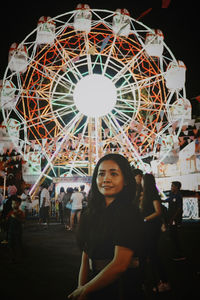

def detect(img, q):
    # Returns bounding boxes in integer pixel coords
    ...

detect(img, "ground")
[0,219,200,300]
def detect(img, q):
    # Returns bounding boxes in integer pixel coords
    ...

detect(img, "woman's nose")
[103,173,111,182]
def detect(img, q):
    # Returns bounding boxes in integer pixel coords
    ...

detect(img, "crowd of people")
[0,182,88,261]
[55,184,87,231]
[0,153,187,298]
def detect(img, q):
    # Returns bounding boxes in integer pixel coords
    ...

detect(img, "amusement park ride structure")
[0,5,193,193]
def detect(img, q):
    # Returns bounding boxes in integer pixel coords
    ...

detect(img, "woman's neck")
[105,197,115,207]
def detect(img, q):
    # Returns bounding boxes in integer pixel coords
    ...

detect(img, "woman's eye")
[111,172,118,176]
[98,172,104,176]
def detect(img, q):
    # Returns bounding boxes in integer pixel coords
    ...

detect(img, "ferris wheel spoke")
[51,91,74,104]
[115,51,144,81]
[67,117,89,175]
[54,39,83,81]
[116,106,137,119]
[61,111,82,134]
[116,72,164,98]
[49,69,77,91]
[82,33,93,75]
[111,61,133,86]
[29,55,76,91]
[115,100,137,111]
[116,83,138,99]
[27,61,56,84]
[54,69,77,87]
[136,73,164,89]
[106,113,144,164]
[102,35,117,76]
[102,115,120,141]
[111,107,132,124]
[21,105,75,131]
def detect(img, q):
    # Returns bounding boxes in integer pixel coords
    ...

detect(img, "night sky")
[0,0,199,101]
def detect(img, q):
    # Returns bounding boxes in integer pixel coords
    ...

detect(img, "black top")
[135,183,143,207]
[142,190,162,226]
[78,197,143,260]
[7,210,24,235]
[166,191,183,221]
[142,190,161,217]
[2,197,12,219]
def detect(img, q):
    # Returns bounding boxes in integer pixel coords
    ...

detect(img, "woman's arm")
[144,200,162,222]
[68,245,134,300]
[78,251,90,287]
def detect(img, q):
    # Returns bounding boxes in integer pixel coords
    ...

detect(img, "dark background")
[0,0,199,101]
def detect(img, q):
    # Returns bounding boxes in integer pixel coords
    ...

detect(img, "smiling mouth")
[102,186,113,189]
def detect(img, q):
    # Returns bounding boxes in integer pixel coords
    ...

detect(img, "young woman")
[68,153,144,300]
[69,187,84,230]
[139,173,170,292]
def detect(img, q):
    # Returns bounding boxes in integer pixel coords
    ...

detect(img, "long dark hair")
[76,153,136,250]
[141,173,160,211]
[86,153,136,214]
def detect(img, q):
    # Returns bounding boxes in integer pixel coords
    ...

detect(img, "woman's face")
[96,160,125,203]
[135,174,143,185]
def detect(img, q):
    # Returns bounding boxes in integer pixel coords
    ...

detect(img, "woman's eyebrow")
[98,168,119,171]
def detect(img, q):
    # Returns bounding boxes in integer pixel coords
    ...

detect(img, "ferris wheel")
[1,5,190,184]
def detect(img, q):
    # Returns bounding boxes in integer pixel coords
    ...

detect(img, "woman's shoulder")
[116,200,142,221]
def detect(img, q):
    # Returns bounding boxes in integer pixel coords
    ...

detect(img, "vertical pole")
[97,117,103,159]
[88,117,93,176]
[3,174,6,198]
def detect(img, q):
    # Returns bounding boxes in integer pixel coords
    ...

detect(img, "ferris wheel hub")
[73,74,117,117]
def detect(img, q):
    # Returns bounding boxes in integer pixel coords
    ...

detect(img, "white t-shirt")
[70,192,84,210]
[40,188,50,207]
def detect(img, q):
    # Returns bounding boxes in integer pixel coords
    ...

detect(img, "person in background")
[0,188,5,234]
[48,182,55,217]
[68,153,144,300]
[57,186,65,224]
[0,188,4,207]
[80,185,88,213]
[55,198,59,222]
[69,187,83,231]
[38,184,45,225]
[48,182,55,199]
[6,196,25,263]
[37,185,42,219]
[63,187,73,230]
[139,173,171,293]
[1,185,17,244]
[132,168,143,207]
[39,182,50,228]
[20,193,27,215]
[165,181,186,261]
[20,187,31,219]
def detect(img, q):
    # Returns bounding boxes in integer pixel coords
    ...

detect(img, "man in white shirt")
[39,183,50,227]
[69,187,84,230]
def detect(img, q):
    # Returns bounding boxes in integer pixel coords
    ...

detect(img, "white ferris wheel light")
[73,74,117,117]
